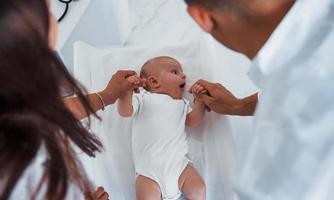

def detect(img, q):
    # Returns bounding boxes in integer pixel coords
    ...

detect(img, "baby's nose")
[181,73,186,79]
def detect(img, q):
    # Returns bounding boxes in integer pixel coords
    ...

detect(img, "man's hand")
[190,83,206,95]
[190,83,210,111]
[99,70,145,106]
[190,80,258,116]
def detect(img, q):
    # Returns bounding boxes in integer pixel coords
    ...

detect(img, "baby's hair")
[140,56,179,91]
[140,56,177,78]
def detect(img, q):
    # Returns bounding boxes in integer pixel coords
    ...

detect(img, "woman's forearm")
[63,92,116,120]
[63,70,144,120]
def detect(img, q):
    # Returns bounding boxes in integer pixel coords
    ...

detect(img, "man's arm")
[190,80,258,116]
[235,93,258,116]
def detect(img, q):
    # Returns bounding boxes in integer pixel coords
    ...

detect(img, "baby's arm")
[186,84,207,128]
[117,75,141,117]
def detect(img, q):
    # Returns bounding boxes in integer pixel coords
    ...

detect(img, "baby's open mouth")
[179,83,186,89]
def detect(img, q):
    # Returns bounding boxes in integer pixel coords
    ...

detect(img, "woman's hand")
[99,70,145,106]
[92,186,109,200]
[126,75,143,94]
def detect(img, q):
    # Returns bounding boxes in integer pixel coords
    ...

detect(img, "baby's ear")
[147,76,160,89]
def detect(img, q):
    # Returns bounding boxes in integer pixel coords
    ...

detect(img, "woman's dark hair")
[0,0,102,199]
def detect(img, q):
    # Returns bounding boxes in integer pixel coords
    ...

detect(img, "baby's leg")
[179,164,206,200]
[136,175,162,200]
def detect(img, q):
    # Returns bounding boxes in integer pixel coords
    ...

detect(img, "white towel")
[73,38,252,200]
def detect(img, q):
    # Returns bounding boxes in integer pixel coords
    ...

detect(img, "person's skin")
[117,57,206,199]
[191,80,258,116]
[64,70,145,120]
[136,164,206,200]
[186,0,295,116]
[92,187,109,200]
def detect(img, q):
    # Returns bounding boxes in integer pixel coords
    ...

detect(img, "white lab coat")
[236,0,334,199]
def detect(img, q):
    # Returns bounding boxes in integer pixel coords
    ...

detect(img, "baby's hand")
[126,75,144,93]
[190,83,211,111]
[190,83,206,95]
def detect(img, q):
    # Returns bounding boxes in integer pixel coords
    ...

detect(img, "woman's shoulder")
[10,147,46,199]
[10,147,83,200]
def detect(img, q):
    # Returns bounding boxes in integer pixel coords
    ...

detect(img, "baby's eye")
[171,70,177,74]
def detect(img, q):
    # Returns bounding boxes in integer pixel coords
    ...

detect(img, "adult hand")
[126,75,143,94]
[92,186,109,200]
[99,70,145,106]
[190,83,210,111]
[190,80,257,116]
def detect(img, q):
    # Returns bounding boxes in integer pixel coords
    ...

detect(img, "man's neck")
[245,0,296,59]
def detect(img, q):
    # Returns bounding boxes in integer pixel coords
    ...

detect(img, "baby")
[117,56,206,200]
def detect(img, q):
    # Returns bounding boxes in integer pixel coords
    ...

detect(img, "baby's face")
[157,59,186,99]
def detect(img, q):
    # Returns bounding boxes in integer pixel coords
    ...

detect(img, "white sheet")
[73,38,248,200]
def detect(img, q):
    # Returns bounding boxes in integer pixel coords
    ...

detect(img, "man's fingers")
[199,89,208,95]
[198,94,213,112]
[189,85,194,93]
[189,83,202,93]
[197,92,214,107]
[195,79,215,91]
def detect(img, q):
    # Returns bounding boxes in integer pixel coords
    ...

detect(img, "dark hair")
[184,0,228,9]
[0,0,102,199]
[184,0,245,13]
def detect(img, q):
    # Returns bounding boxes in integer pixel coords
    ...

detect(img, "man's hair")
[184,0,250,14]
[184,0,232,10]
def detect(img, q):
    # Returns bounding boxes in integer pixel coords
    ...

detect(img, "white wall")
[51,0,132,73]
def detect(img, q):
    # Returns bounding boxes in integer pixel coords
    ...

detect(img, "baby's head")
[140,56,186,99]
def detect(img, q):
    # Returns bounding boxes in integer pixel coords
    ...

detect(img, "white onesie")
[131,91,191,200]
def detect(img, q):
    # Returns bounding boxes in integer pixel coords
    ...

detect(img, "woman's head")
[0,0,55,113]
[47,0,59,49]
[0,0,101,199]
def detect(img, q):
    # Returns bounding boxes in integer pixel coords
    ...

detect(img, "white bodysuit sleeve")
[183,98,192,114]
[132,93,144,117]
